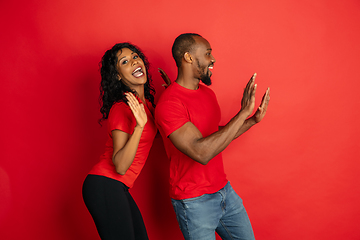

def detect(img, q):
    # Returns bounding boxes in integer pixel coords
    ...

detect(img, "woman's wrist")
[134,125,145,131]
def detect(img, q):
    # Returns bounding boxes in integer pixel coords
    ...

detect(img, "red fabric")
[89,99,157,188]
[155,82,228,200]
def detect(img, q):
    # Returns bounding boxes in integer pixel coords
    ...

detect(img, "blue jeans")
[171,182,255,240]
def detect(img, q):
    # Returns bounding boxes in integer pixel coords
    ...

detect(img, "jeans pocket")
[181,194,206,203]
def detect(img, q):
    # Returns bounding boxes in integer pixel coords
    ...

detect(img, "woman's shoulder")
[109,101,132,118]
[110,100,128,110]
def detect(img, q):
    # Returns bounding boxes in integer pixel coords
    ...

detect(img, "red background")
[1,0,360,239]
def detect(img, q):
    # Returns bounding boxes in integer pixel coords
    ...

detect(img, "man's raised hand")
[253,87,270,123]
[240,73,257,117]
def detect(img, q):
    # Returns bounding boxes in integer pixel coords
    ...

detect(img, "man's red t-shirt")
[89,99,157,188]
[155,82,228,200]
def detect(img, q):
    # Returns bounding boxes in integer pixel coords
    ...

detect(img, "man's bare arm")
[169,74,259,165]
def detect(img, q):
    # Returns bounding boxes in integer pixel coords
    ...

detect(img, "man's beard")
[200,74,212,86]
[197,59,212,86]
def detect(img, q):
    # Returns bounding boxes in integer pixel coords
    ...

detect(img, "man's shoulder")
[157,83,182,104]
[199,84,216,94]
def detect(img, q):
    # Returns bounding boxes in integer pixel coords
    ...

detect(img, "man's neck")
[175,69,200,90]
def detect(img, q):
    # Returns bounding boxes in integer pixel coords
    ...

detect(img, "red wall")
[1,0,360,239]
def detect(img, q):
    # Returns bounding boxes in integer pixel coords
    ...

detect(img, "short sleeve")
[108,102,136,135]
[155,99,189,137]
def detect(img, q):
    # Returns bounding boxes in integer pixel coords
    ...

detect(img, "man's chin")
[200,77,212,86]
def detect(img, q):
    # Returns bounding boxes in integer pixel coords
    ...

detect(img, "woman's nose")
[132,59,138,66]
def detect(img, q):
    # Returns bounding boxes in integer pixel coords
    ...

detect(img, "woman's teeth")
[132,67,144,77]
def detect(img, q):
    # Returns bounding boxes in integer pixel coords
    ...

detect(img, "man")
[155,33,270,240]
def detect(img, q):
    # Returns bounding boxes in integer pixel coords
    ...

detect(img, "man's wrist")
[246,116,257,126]
[237,109,252,122]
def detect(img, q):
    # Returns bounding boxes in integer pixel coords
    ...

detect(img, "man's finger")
[245,73,256,95]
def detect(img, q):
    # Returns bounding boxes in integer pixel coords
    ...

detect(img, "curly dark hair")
[99,42,155,123]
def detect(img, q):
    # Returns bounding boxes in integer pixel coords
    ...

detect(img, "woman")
[82,42,160,240]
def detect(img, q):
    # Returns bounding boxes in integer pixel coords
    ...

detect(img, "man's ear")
[184,52,193,64]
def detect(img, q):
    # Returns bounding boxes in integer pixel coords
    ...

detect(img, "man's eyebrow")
[207,48,212,51]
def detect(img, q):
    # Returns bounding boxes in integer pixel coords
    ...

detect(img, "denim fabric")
[171,182,255,240]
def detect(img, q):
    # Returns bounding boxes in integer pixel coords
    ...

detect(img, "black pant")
[82,175,149,240]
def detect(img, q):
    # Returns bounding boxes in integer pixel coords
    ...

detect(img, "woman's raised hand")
[158,68,171,88]
[125,92,147,128]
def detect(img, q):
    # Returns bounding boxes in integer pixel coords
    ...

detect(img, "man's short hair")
[172,33,202,67]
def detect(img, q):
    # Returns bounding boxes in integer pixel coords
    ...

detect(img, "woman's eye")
[122,60,128,64]
[133,55,138,59]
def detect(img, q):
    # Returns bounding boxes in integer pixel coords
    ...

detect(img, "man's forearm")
[233,116,257,139]
[191,109,251,164]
